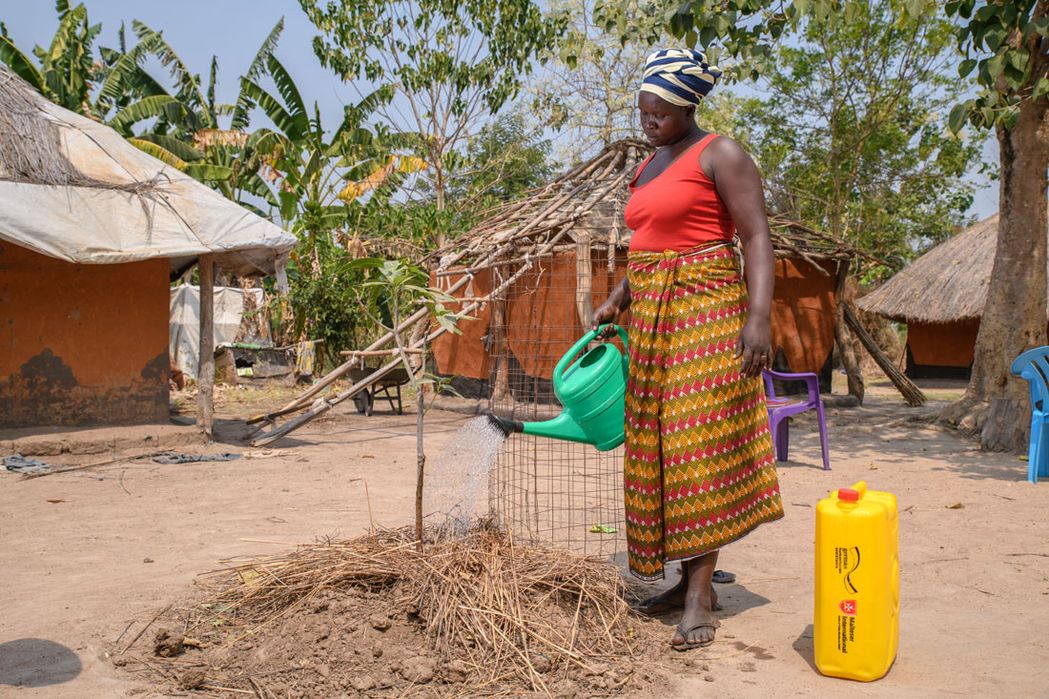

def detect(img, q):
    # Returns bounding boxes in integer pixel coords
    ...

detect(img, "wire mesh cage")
[483,252,627,559]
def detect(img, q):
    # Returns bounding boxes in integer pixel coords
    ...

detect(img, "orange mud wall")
[433,252,836,380]
[0,241,170,427]
[431,268,494,380]
[770,258,838,374]
[907,320,980,368]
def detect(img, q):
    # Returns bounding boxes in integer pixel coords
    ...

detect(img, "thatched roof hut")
[857,215,1033,376]
[0,66,296,430]
[429,139,861,391]
[0,66,295,275]
[857,215,1008,323]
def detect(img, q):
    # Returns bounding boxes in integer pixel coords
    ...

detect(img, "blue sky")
[4,1,998,219]
[3,1,354,125]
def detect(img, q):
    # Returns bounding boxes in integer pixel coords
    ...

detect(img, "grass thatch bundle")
[858,215,1020,324]
[0,65,158,193]
[167,523,640,694]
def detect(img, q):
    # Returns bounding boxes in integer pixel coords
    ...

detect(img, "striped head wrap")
[639,48,721,107]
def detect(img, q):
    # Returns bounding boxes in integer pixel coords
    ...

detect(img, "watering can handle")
[554,324,629,380]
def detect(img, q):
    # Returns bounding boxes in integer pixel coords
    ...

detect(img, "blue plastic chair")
[1010,346,1049,484]
[763,369,831,470]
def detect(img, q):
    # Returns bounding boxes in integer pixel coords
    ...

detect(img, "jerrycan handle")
[849,481,868,498]
[554,324,629,380]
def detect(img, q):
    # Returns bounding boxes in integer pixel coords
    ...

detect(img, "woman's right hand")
[590,299,620,338]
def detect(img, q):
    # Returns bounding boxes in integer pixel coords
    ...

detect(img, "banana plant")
[0,1,101,114]
[0,5,283,196]
[238,52,423,258]
[100,20,260,189]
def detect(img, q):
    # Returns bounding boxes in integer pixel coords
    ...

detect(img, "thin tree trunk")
[942,96,1049,450]
[490,295,510,402]
[415,333,426,550]
[434,164,447,249]
[833,260,864,402]
[197,255,215,438]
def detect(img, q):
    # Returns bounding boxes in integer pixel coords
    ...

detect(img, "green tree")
[529,0,661,162]
[238,52,418,258]
[299,0,565,245]
[938,0,1049,451]
[344,110,553,253]
[102,20,243,187]
[0,4,281,191]
[348,258,462,546]
[728,1,981,274]
[238,50,428,358]
[445,110,553,213]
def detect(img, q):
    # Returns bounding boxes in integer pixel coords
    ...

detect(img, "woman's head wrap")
[639,48,721,107]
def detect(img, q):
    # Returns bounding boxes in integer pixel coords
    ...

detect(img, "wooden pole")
[833,259,864,403]
[575,235,593,329]
[490,266,510,402]
[843,302,926,407]
[197,255,215,438]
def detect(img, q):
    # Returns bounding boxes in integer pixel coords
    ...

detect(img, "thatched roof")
[432,139,860,273]
[0,65,295,277]
[857,215,1028,324]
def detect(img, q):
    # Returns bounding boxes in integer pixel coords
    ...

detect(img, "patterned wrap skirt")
[624,243,785,581]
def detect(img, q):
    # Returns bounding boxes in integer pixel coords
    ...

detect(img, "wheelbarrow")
[347,364,411,416]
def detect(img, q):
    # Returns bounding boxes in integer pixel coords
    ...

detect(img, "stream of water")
[423,416,507,534]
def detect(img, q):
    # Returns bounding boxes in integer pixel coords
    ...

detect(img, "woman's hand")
[590,298,621,338]
[590,277,631,338]
[737,316,772,377]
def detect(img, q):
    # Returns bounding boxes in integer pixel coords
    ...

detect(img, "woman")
[591,48,784,650]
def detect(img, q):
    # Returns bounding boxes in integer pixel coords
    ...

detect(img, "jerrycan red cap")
[837,488,860,502]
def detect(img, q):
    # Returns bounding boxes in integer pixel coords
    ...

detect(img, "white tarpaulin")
[0,68,297,276]
[169,284,266,376]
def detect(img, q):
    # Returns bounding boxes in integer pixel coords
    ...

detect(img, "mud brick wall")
[770,257,838,375]
[0,241,169,427]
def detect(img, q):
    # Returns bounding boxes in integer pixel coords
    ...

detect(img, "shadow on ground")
[780,395,1029,483]
[0,638,81,687]
[792,623,818,674]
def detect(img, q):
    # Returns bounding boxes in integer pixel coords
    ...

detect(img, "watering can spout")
[484,411,589,445]
[520,411,589,444]
[485,412,523,437]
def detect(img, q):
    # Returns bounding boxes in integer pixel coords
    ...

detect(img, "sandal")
[712,569,736,584]
[670,619,720,651]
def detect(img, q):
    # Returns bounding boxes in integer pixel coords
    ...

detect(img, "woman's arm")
[705,138,774,377]
[590,277,631,334]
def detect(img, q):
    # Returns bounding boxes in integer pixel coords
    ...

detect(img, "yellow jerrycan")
[814,481,899,681]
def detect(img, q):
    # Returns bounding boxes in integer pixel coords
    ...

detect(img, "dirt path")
[2,383,1048,696]
[662,389,1049,697]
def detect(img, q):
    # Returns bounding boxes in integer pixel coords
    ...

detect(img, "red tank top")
[625,134,735,252]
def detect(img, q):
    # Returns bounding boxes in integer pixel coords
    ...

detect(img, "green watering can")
[487,324,629,452]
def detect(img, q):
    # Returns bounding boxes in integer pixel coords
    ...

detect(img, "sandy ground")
[2,379,1048,697]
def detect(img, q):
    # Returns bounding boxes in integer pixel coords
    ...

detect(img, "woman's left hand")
[737,317,772,377]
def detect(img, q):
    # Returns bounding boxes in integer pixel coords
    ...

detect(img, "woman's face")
[638,92,694,147]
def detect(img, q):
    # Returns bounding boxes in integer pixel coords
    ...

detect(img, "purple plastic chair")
[763,369,830,470]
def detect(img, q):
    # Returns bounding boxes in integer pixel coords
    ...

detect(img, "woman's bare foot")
[668,551,720,650]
